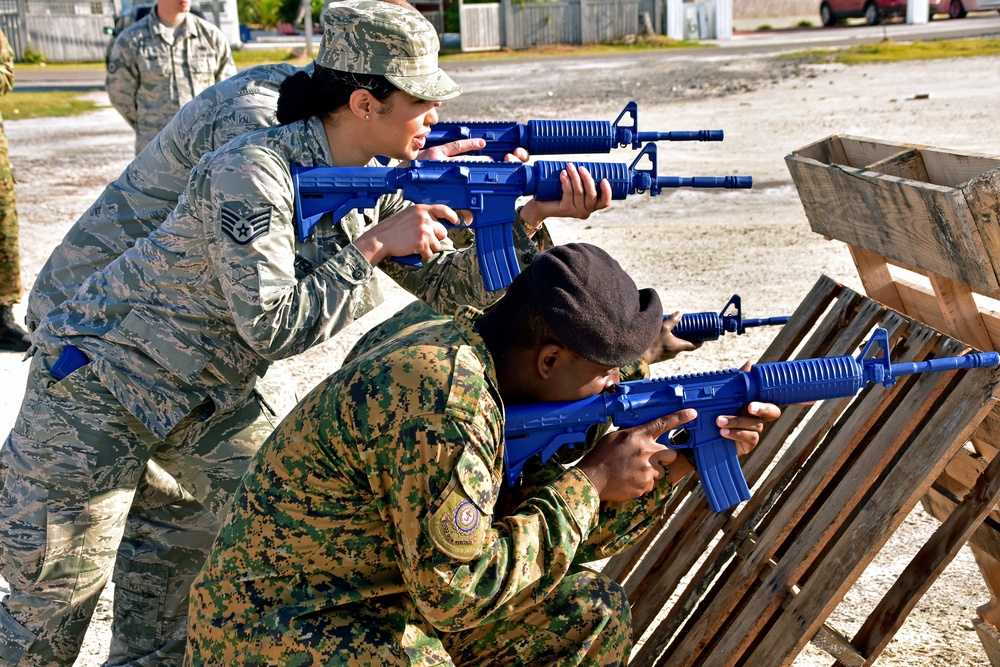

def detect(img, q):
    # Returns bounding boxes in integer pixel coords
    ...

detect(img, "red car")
[938,0,1000,18]
[820,0,940,25]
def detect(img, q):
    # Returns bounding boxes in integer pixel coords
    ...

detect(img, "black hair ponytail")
[277,65,401,125]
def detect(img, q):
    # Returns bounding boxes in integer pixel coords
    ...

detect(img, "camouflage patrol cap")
[317,0,461,101]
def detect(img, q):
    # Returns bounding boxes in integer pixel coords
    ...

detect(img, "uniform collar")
[150,9,192,41]
[303,115,384,170]
[304,116,336,166]
[452,305,500,394]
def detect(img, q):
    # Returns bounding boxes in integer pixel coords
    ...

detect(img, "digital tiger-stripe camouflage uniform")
[106,5,236,154]
[186,303,674,667]
[27,61,309,332]
[26,60,547,334]
[2,96,547,667]
[11,37,546,667]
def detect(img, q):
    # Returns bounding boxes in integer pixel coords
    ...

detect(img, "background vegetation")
[0,92,103,120]
[237,0,324,27]
[787,37,1000,63]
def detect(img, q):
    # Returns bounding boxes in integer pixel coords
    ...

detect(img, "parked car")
[937,0,1000,18]
[820,0,940,26]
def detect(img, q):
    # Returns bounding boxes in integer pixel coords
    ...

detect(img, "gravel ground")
[1,47,999,665]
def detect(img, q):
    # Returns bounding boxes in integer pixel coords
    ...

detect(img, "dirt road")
[2,47,999,665]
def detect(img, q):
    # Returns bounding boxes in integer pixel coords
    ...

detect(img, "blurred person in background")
[0,27,30,353]
[106,0,236,154]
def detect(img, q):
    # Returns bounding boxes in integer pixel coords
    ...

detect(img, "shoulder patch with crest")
[428,486,486,561]
[221,204,272,245]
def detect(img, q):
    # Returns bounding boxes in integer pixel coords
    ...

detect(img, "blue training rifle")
[503,328,999,512]
[292,143,751,292]
[673,294,790,343]
[426,101,724,160]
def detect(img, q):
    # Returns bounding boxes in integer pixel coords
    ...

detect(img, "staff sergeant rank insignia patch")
[428,489,486,561]
[221,204,271,245]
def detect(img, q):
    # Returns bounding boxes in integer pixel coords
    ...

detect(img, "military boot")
[0,304,31,352]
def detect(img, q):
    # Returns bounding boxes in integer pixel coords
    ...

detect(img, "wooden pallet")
[611,276,1000,666]
[787,134,1000,663]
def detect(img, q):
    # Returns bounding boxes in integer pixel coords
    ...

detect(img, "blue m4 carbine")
[427,101,724,161]
[292,143,751,292]
[673,294,790,343]
[503,328,999,512]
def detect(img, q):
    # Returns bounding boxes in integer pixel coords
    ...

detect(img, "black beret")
[524,243,662,367]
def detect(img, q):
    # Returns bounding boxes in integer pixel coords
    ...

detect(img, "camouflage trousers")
[441,567,631,667]
[0,352,292,667]
[187,567,630,666]
[0,120,21,306]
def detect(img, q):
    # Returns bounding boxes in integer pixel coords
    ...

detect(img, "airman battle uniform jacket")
[107,9,236,153]
[28,62,304,330]
[32,117,392,438]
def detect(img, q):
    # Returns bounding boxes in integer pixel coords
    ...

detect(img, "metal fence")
[460,0,648,51]
[582,0,639,43]
[501,0,579,48]
[1,0,114,62]
[459,1,500,51]
[423,9,445,32]
[0,0,28,58]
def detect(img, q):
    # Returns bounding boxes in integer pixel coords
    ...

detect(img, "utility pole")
[300,0,313,57]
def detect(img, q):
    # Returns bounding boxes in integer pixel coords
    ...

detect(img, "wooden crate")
[785,134,1000,352]
[612,277,1000,666]
[786,135,1000,303]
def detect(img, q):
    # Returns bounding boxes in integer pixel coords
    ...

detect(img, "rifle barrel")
[742,316,791,328]
[657,175,752,189]
[890,352,1000,378]
[636,130,723,142]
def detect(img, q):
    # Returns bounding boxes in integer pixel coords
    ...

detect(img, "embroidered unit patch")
[429,490,485,561]
[221,206,272,245]
[454,500,480,533]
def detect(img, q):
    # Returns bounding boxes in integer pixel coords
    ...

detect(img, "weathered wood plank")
[634,316,933,666]
[840,443,1000,665]
[921,148,1000,188]
[737,360,999,666]
[973,618,1000,667]
[921,486,1000,561]
[839,135,909,168]
[786,136,1000,297]
[813,625,866,667]
[607,278,850,591]
[865,148,930,183]
[935,448,989,494]
[847,246,904,311]
[786,134,848,167]
[625,285,880,644]
[976,549,1000,632]
[894,279,951,333]
[927,273,994,350]
[960,167,1000,293]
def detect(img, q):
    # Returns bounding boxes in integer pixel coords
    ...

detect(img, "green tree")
[239,0,321,28]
